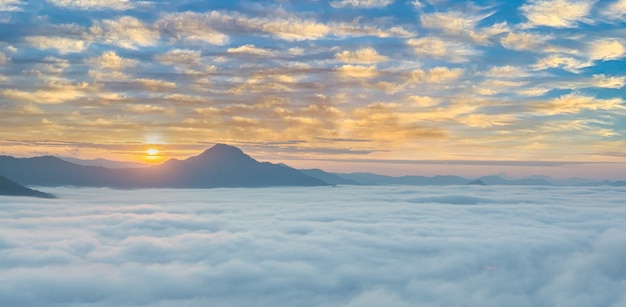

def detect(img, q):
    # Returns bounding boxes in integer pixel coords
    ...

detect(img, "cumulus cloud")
[46,0,141,10]
[155,12,229,45]
[408,95,439,107]
[500,31,551,51]
[25,36,89,54]
[337,65,379,78]
[335,47,388,64]
[603,0,626,20]
[155,49,202,66]
[136,78,176,91]
[91,16,160,49]
[532,54,591,73]
[227,44,273,56]
[589,39,626,61]
[532,93,625,115]
[407,37,478,62]
[0,51,7,64]
[520,0,593,28]
[421,11,482,35]
[410,66,465,84]
[155,10,412,44]
[0,186,625,306]
[1,81,91,104]
[591,74,626,89]
[480,66,529,79]
[330,0,394,8]
[419,10,508,44]
[86,51,137,70]
[0,0,23,11]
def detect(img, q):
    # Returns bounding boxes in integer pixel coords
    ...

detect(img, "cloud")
[335,47,388,64]
[421,11,481,35]
[330,0,394,8]
[0,0,22,11]
[86,51,137,70]
[1,186,625,306]
[458,113,516,128]
[603,0,626,20]
[155,49,202,66]
[408,95,439,107]
[155,12,229,45]
[592,74,626,89]
[1,81,91,104]
[136,78,176,91]
[532,93,625,115]
[419,10,508,44]
[407,37,478,62]
[532,54,591,73]
[480,66,529,79]
[227,44,272,56]
[410,66,465,84]
[46,0,140,10]
[520,0,593,28]
[25,36,88,54]
[0,51,7,64]
[155,11,412,44]
[91,16,160,49]
[589,39,626,61]
[500,32,551,51]
[337,65,379,78]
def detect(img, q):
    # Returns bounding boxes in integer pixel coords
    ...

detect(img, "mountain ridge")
[0,176,55,198]
[0,144,326,188]
[2,144,623,188]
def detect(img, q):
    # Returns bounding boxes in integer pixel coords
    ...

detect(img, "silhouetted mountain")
[58,157,149,169]
[300,169,359,185]
[0,176,55,198]
[530,176,596,186]
[0,144,327,188]
[467,179,486,186]
[478,176,554,186]
[334,172,469,185]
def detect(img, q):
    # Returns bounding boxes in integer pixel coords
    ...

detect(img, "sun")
[147,148,159,156]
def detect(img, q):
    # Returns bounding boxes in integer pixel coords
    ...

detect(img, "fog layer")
[1,186,625,306]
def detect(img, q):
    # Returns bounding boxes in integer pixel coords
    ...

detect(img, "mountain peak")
[207,143,244,154]
[185,143,254,165]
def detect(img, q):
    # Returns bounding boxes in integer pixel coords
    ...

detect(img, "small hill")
[0,176,55,198]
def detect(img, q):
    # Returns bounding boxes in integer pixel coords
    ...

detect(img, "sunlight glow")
[147,148,159,156]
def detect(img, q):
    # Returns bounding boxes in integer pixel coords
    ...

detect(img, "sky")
[0,0,625,178]
[2,186,626,306]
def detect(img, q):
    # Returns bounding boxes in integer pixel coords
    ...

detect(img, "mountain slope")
[0,176,55,198]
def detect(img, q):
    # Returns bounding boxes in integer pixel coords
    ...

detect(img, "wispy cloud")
[520,0,594,28]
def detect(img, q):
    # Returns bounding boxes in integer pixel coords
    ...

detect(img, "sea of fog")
[1,185,625,307]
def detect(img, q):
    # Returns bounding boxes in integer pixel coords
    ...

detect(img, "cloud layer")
[1,186,626,306]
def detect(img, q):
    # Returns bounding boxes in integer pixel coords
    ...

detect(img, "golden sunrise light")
[2,2,626,306]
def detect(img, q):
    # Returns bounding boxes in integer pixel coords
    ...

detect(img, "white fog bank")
[1,186,625,306]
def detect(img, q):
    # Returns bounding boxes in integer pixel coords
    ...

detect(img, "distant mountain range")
[301,170,624,187]
[1,144,624,190]
[0,144,325,188]
[0,176,55,198]
[58,157,149,169]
